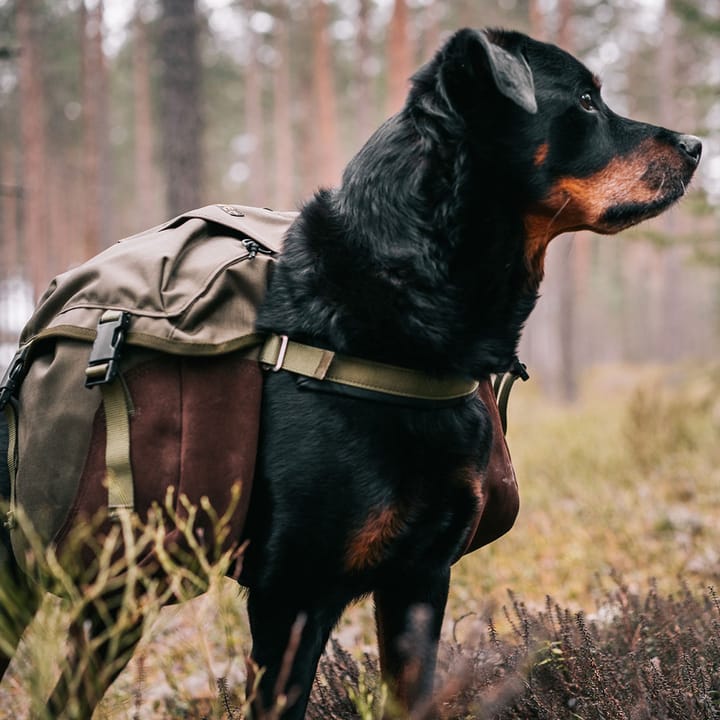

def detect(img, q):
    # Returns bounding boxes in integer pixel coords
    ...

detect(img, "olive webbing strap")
[100,379,134,517]
[494,361,529,436]
[258,334,480,402]
[3,403,18,529]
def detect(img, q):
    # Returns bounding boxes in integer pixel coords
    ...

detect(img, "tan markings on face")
[534,143,549,167]
[345,506,405,572]
[523,138,685,286]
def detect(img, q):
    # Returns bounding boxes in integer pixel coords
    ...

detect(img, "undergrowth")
[304,581,720,720]
[118,579,720,718]
[1,364,719,718]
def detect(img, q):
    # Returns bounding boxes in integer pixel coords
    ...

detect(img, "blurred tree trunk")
[17,0,48,296]
[529,0,545,39]
[158,0,204,215]
[80,0,108,260]
[420,2,443,62]
[458,0,474,27]
[524,0,579,400]
[520,0,542,376]
[1,148,19,275]
[310,0,341,188]
[244,4,265,206]
[658,4,683,362]
[533,0,578,402]
[133,6,159,228]
[48,158,74,273]
[555,0,578,401]
[355,0,374,146]
[386,0,413,115]
[272,6,294,208]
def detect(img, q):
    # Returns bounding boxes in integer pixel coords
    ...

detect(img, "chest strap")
[81,331,519,524]
[258,334,480,403]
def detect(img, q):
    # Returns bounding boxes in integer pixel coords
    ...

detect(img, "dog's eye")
[579,93,596,112]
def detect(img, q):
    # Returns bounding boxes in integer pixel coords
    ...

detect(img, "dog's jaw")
[522,134,700,284]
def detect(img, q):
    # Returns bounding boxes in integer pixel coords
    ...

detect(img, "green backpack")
[1,204,293,576]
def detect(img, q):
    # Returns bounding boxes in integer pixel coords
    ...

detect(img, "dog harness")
[257,334,481,403]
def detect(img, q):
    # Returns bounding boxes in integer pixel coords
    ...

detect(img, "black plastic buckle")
[0,345,30,410]
[85,310,131,387]
[511,358,530,382]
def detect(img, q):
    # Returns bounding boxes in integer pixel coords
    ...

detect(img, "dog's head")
[415,28,702,283]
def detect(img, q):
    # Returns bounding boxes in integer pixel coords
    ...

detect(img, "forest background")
[1,1,720,717]
[0,0,719,399]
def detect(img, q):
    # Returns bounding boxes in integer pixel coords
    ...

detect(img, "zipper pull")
[242,238,273,259]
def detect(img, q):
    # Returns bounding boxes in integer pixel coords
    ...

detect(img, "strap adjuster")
[85,310,131,387]
[0,345,30,410]
[264,334,289,372]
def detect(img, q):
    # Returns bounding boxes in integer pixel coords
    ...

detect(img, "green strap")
[100,379,134,517]
[493,361,529,436]
[258,334,480,402]
[3,403,18,530]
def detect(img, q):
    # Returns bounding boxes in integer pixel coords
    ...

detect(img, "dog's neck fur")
[258,100,539,378]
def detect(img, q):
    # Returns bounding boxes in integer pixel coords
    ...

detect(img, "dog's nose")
[678,134,702,165]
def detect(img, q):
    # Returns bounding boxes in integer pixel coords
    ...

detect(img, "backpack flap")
[22,205,296,356]
[5,205,293,587]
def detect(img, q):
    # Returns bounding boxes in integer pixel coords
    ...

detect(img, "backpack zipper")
[242,238,273,259]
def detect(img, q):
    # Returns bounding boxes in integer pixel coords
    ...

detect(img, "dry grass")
[1,363,719,718]
[307,580,720,719]
[452,362,720,619]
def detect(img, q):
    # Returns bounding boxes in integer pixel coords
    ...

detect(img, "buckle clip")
[512,358,529,382]
[0,345,30,410]
[85,310,131,387]
[3,510,16,530]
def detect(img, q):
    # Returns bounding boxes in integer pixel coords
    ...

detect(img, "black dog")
[244,27,700,717]
[0,27,701,719]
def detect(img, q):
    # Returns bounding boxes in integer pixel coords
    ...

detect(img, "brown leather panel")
[139,355,261,565]
[52,355,262,582]
[458,379,520,558]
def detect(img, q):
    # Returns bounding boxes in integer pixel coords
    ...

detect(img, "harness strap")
[258,334,480,402]
[493,360,529,436]
[3,403,18,530]
[100,379,134,519]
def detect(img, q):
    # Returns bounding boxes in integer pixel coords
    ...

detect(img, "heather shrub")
[306,582,720,720]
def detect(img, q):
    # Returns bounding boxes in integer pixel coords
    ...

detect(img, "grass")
[452,362,720,617]
[1,362,719,717]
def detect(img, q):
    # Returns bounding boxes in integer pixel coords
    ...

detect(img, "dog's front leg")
[246,589,342,719]
[374,568,450,717]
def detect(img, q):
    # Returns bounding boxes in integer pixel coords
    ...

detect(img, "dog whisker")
[547,195,572,242]
[652,174,666,203]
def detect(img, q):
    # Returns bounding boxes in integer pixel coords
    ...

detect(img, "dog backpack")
[0,202,520,586]
[0,204,296,581]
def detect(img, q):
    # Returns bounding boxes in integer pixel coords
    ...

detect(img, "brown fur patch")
[523,138,686,285]
[534,143,549,167]
[345,506,405,572]
[522,214,555,286]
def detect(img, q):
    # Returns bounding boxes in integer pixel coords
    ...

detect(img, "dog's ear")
[439,29,537,115]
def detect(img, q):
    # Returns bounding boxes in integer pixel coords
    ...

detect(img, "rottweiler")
[0,26,701,719]
[244,27,701,718]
